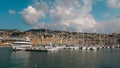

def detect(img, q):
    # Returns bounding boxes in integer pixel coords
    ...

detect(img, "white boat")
[59,45,66,49]
[44,43,60,51]
[73,46,79,49]
[107,46,110,49]
[98,46,102,49]
[81,46,87,50]
[90,46,97,50]
[86,47,91,50]
[45,46,59,52]
[117,45,120,48]
[12,41,32,51]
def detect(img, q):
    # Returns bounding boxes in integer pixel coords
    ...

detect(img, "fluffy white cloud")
[9,10,16,14]
[20,6,45,25]
[49,0,97,32]
[21,0,98,32]
[60,17,97,32]
[107,0,120,8]
[20,1,48,25]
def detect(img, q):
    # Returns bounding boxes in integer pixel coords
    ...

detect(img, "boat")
[12,41,32,51]
[90,46,97,50]
[43,43,61,51]
[86,46,91,50]
[97,46,102,49]
[73,45,79,49]
[81,46,87,50]
[64,44,76,49]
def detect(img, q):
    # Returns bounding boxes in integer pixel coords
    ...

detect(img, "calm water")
[0,47,120,68]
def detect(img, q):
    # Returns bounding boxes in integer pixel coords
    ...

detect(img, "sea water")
[0,47,120,68]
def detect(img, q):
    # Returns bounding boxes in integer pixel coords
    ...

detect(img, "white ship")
[12,41,32,51]
[11,37,32,51]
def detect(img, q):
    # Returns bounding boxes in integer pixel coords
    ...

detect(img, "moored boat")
[81,46,87,50]
[90,46,97,50]
[12,41,32,51]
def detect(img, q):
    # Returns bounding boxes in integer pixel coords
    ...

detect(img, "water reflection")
[11,51,30,59]
[0,47,12,68]
[0,48,120,68]
[10,51,30,68]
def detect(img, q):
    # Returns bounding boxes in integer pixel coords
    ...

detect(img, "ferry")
[12,41,32,51]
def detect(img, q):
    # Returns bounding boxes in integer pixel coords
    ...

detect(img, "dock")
[25,49,48,52]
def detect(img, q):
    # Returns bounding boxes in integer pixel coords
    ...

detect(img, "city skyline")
[0,0,120,33]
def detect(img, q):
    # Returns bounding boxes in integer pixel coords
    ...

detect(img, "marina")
[11,42,120,52]
[1,0,120,68]
[1,29,120,52]
[7,36,120,52]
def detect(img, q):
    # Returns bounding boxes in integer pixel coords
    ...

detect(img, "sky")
[0,0,120,33]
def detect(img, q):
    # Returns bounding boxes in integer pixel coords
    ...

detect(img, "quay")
[25,49,48,52]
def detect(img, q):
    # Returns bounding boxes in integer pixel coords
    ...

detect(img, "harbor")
[1,0,120,68]
[0,29,120,52]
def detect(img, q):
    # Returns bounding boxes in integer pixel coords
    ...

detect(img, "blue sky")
[0,0,32,30]
[0,0,120,33]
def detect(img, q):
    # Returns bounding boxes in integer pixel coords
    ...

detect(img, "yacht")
[12,41,32,51]
[81,46,87,50]
[90,46,97,50]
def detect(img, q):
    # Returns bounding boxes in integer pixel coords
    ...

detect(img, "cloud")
[24,0,120,33]
[34,22,49,29]
[101,13,112,20]
[51,0,97,32]
[98,17,120,33]
[9,10,16,14]
[20,1,48,25]
[20,0,120,33]
[27,0,97,32]
[106,0,120,8]
[20,6,44,25]
[115,14,120,19]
